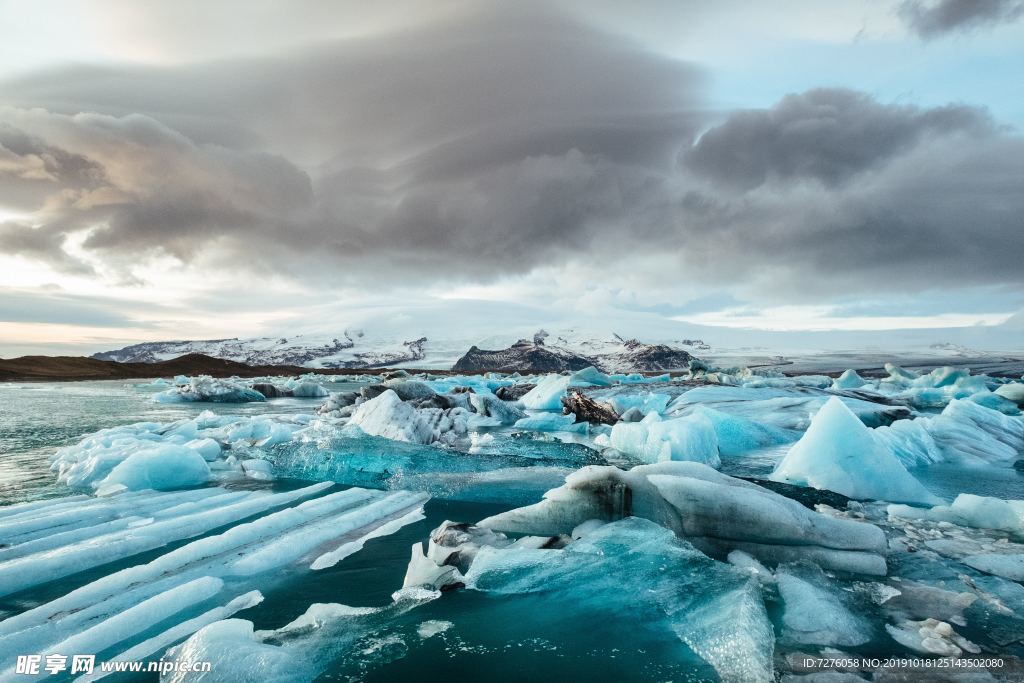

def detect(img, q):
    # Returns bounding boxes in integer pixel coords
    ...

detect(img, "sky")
[1,0,1023,356]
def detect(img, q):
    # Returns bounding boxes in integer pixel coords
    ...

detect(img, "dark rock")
[360,384,389,400]
[495,383,536,401]
[251,382,292,398]
[450,386,476,394]
[740,477,851,510]
[561,390,619,425]
[603,338,694,372]
[453,339,594,373]
[453,336,697,374]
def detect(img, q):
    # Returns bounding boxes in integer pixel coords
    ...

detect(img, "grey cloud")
[0,287,154,326]
[0,3,1022,304]
[899,0,1024,38]
[683,89,991,191]
[0,221,92,274]
[0,3,702,281]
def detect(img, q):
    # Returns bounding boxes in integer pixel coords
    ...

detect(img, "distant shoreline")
[1,351,1021,382]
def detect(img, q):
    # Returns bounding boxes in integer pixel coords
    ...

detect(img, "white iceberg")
[479,461,888,575]
[346,389,469,445]
[519,374,571,410]
[888,493,1024,536]
[97,445,211,494]
[153,376,266,403]
[513,412,587,433]
[771,397,940,505]
[609,412,720,466]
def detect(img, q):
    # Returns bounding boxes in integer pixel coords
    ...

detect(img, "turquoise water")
[3,380,1024,682]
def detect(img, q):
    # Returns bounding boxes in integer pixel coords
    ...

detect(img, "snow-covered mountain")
[91,299,1023,371]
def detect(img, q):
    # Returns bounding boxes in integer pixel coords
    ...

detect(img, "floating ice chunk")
[569,366,612,386]
[519,374,571,410]
[775,563,871,646]
[240,459,274,481]
[831,369,868,390]
[888,494,1024,536]
[480,461,888,575]
[76,591,265,683]
[31,577,225,673]
[163,619,301,683]
[0,483,331,598]
[154,376,265,403]
[468,392,524,424]
[771,397,940,505]
[885,618,979,657]
[514,412,587,434]
[872,419,945,468]
[885,363,920,382]
[310,499,426,570]
[610,412,720,466]
[962,554,1024,581]
[0,484,426,663]
[185,437,223,462]
[687,405,796,457]
[465,517,775,683]
[416,620,453,639]
[995,382,1024,406]
[346,389,468,445]
[290,381,329,398]
[403,542,464,590]
[96,445,211,494]
[605,392,670,416]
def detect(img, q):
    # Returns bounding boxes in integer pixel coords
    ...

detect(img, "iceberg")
[609,412,720,466]
[97,444,211,494]
[464,517,776,683]
[875,398,1024,467]
[513,412,588,433]
[888,494,1024,536]
[569,365,613,386]
[346,389,469,446]
[153,376,266,403]
[831,369,868,390]
[518,374,571,410]
[995,381,1024,406]
[771,397,940,505]
[479,462,888,575]
[962,553,1024,581]
[685,405,797,457]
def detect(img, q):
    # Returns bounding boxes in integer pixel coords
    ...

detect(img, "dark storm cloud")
[0,3,703,280]
[0,3,1023,300]
[899,0,1024,37]
[682,89,991,190]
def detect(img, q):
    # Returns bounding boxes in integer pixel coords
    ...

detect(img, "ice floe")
[0,483,428,679]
